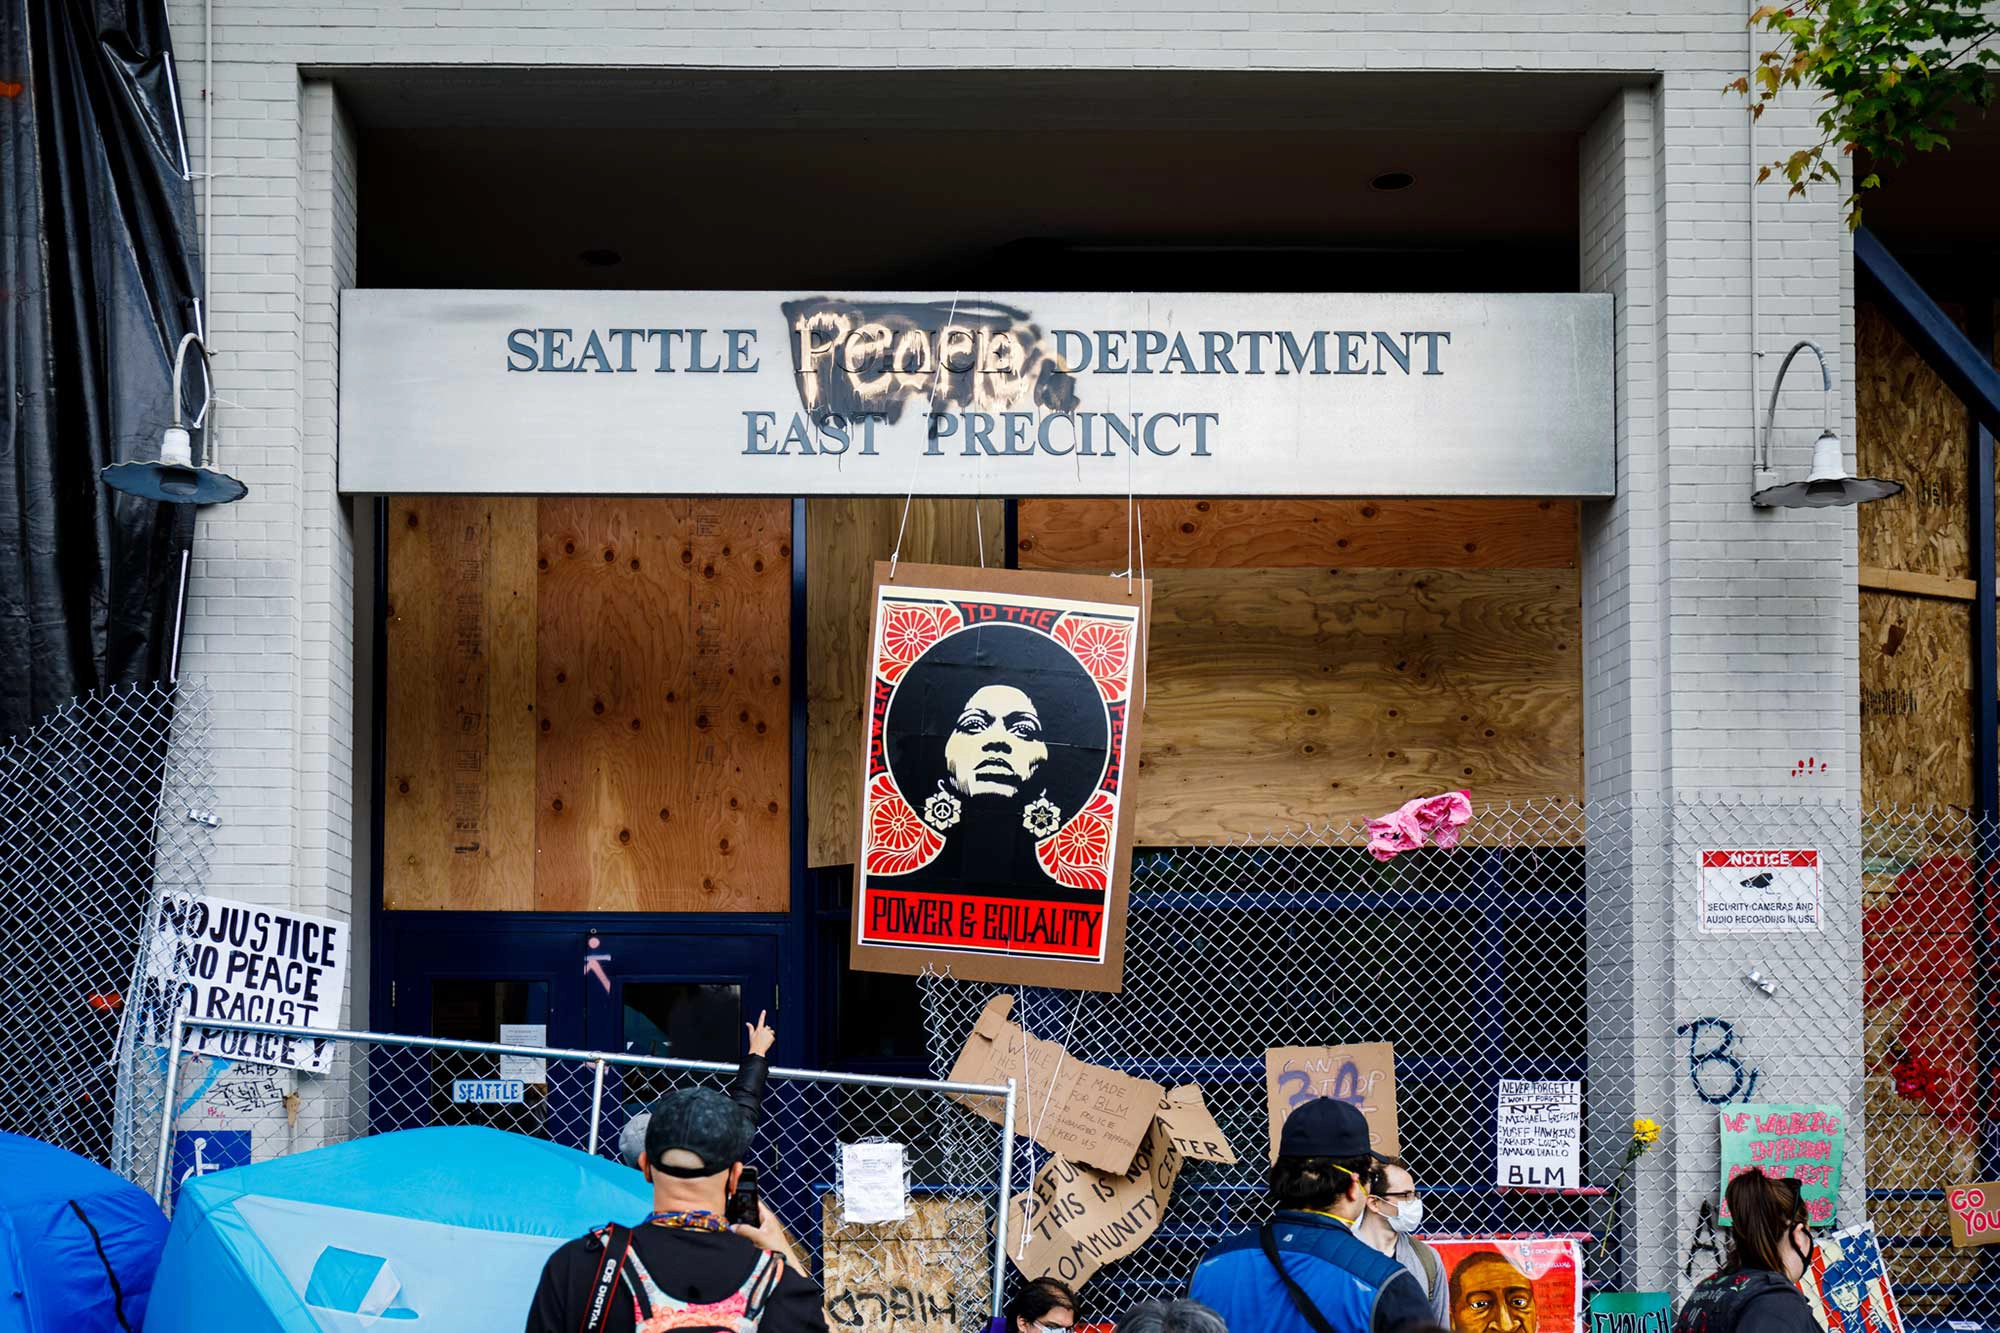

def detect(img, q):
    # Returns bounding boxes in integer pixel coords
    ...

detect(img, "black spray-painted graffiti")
[1676,1018,1762,1105]
[825,1285,963,1328]
[1684,1198,1722,1278]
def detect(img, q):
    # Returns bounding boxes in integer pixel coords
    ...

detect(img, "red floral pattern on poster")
[1863,854,1982,1135]
[876,602,964,685]
[863,771,944,876]
[1053,614,1133,704]
[1038,791,1118,892]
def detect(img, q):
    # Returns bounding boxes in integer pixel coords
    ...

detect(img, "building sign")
[339,290,1614,497]
[850,564,1146,992]
[452,1079,527,1104]
[1697,849,1823,933]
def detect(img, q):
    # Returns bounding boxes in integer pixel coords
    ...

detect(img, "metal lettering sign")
[338,290,1614,497]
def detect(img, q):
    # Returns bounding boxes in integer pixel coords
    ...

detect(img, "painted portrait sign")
[1429,1237,1584,1333]
[850,563,1149,991]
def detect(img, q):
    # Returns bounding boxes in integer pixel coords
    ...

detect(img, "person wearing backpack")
[525,1087,827,1333]
[1188,1097,1429,1333]
[1358,1157,1450,1326]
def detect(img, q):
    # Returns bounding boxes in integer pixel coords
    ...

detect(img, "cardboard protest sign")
[1156,1083,1238,1164]
[948,993,1161,1173]
[1947,1184,2000,1247]
[1587,1293,1672,1333]
[1697,849,1823,933]
[821,1194,988,1332]
[1800,1223,1903,1333]
[1430,1237,1583,1333]
[1265,1043,1399,1161]
[1496,1079,1582,1189]
[1718,1104,1845,1225]
[850,564,1149,993]
[143,891,348,1072]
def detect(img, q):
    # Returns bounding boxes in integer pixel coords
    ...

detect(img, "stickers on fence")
[1801,1223,1903,1333]
[1265,1043,1399,1162]
[1697,850,1822,933]
[947,993,1160,1173]
[821,1194,988,1331]
[1718,1104,1845,1226]
[1588,1293,1672,1333]
[1007,1085,1233,1290]
[498,1024,547,1084]
[171,1129,251,1204]
[839,1142,910,1226]
[144,892,348,1072]
[1430,1237,1583,1333]
[1496,1079,1582,1189]
[452,1079,526,1104]
[1946,1184,2000,1247]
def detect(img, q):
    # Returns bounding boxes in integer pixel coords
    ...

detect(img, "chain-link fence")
[151,1016,1016,1328]
[0,680,212,1185]
[916,796,2000,1330]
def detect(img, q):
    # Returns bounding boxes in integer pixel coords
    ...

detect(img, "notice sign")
[1698,849,1822,933]
[146,892,348,1073]
[1946,1185,2000,1247]
[851,564,1148,993]
[1719,1104,1845,1225]
[1496,1079,1582,1189]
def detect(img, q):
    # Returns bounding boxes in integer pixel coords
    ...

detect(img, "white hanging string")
[889,291,962,581]
[1014,987,1092,1260]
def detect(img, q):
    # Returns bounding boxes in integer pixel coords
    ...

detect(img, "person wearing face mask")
[1674,1173,1822,1333]
[1360,1158,1450,1326]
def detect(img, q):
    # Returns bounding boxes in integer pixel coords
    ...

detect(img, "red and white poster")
[1697,849,1822,933]
[850,563,1148,992]
[1428,1237,1584,1333]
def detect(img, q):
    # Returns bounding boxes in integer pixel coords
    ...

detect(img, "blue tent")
[0,1131,169,1333]
[147,1126,651,1331]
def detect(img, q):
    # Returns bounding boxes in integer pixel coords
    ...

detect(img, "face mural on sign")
[1453,1252,1540,1333]
[885,623,1110,905]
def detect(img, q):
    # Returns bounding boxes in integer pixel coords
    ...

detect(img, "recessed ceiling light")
[1369,171,1416,192]
[578,248,623,267]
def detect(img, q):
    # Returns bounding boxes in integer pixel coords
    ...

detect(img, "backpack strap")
[1415,1237,1444,1295]
[580,1224,634,1333]
[1260,1223,1342,1333]
[741,1251,787,1323]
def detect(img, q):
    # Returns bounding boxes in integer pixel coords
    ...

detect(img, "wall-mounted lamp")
[1751,340,1902,508]
[101,333,248,505]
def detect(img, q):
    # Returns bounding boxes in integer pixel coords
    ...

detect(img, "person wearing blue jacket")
[1190,1098,1431,1333]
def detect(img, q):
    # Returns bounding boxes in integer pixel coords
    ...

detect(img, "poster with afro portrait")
[850,562,1149,992]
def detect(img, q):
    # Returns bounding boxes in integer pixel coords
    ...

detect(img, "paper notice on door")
[841,1141,910,1225]
[499,1024,547,1083]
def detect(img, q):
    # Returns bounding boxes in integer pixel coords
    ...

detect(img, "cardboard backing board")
[1265,1043,1400,1161]
[849,562,1149,992]
[1946,1184,2000,1248]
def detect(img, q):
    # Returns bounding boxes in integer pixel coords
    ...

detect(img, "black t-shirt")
[524,1224,828,1333]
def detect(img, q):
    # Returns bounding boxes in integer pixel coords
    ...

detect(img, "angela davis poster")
[850,562,1149,992]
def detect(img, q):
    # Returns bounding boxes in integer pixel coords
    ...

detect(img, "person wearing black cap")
[1188,1097,1430,1333]
[524,1086,828,1333]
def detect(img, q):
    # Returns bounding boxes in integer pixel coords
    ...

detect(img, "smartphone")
[726,1163,761,1227]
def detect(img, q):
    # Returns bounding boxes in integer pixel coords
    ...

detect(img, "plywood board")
[1860,590,1973,810]
[383,498,538,910]
[1016,499,1578,570]
[804,498,1005,868]
[1131,567,1582,843]
[820,1193,989,1332]
[1857,301,1969,581]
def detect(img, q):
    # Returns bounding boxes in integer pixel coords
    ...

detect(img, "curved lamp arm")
[1757,339,1832,475]
[170,331,214,440]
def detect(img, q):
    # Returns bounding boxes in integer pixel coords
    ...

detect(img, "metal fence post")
[151,1015,186,1209]
[990,1076,1018,1321]
[587,1059,607,1158]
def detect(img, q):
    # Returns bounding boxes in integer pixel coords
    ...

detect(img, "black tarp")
[2,0,205,741]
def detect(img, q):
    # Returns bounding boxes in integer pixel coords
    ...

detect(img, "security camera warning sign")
[1697,849,1822,934]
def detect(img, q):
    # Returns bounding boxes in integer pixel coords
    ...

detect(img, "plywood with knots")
[1860,590,1973,810]
[1857,301,1970,581]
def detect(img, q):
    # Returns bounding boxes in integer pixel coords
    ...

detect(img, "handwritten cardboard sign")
[1588,1292,1672,1333]
[947,993,1161,1174]
[1496,1079,1582,1189]
[1718,1104,1845,1226]
[1946,1184,2000,1247]
[1156,1083,1238,1165]
[1800,1223,1903,1333]
[821,1194,988,1332]
[1265,1043,1399,1162]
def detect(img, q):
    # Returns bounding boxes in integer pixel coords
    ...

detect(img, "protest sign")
[1156,1083,1238,1164]
[1697,850,1822,933]
[1588,1293,1672,1333]
[1497,1079,1583,1189]
[1801,1223,1903,1333]
[1718,1104,1845,1225]
[1265,1043,1400,1161]
[947,993,1160,1173]
[1947,1184,2000,1247]
[145,892,348,1073]
[822,1194,987,1332]
[1430,1237,1583,1333]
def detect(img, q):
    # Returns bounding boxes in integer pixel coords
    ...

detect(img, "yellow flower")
[1632,1116,1662,1148]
